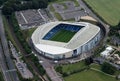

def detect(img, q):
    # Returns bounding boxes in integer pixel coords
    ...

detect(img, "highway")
[0,43,12,81]
[0,10,20,81]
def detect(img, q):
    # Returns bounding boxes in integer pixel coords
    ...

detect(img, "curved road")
[78,0,110,33]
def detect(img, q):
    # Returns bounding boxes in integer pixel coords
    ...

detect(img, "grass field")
[50,29,76,43]
[61,61,86,73]
[84,0,120,26]
[64,69,117,81]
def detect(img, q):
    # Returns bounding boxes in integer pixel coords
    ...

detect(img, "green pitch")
[84,0,120,26]
[64,69,117,81]
[50,29,76,43]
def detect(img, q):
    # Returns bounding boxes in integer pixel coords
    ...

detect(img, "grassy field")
[84,0,120,26]
[50,29,76,43]
[61,61,86,73]
[90,64,101,70]
[64,69,117,81]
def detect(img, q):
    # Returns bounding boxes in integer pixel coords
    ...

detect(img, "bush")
[30,54,46,75]
[85,57,93,65]
[55,66,63,74]
[101,62,116,75]
[2,0,49,15]
[9,13,32,54]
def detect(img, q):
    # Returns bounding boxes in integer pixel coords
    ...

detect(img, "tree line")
[2,0,55,15]
[0,0,8,6]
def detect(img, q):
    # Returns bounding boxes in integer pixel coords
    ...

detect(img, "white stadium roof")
[32,21,100,55]
[36,44,71,55]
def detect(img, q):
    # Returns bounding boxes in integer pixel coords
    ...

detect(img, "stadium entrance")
[73,49,77,56]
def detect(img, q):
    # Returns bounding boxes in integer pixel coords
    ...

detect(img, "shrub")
[101,62,116,75]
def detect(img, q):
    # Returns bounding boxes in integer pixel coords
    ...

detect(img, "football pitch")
[64,69,117,81]
[84,0,120,26]
[50,29,76,43]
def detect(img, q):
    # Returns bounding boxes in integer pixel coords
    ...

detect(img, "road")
[0,43,12,81]
[29,39,63,81]
[39,57,63,81]
[0,11,19,81]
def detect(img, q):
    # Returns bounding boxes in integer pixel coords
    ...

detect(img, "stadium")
[31,21,101,59]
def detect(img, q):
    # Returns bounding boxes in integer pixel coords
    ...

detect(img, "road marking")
[5,69,17,73]
[38,9,46,22]
[20,12,28,23]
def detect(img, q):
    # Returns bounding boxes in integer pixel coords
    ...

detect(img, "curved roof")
[32,21,100,55]
[36,44,71,55]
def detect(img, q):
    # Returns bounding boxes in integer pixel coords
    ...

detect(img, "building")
[101,46,114,58]
[31,21,101,59]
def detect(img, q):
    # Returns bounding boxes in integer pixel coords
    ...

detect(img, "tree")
[1,0,16,15]
[38,0,48,8]
[32,0,39,9]
[101,62,116,75]
[56,66,63,74]
[2,5,14,15]
[85,57,93,65]
[0,0,8,6]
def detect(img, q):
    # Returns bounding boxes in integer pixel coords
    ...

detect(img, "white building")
[31,21,101,59]
[101,46,114,58]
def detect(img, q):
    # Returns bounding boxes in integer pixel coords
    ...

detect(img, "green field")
[50,29,76,43]
[61,61,86,73]
[64,69,117,81]
[84,0,120,26]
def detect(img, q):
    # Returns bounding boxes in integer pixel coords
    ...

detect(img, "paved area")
[15,9,50,30]
[6,15,46,81]
[37,55,63,81]
[52,1,87,20]
[9,41,33,79]
[29,39,63,81]
[0,43,11,81]
[45,67,63,81]
[0,10,20,81]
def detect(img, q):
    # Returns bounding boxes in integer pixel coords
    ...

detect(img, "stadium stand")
[43,23,84,40]
[31,21,101,59]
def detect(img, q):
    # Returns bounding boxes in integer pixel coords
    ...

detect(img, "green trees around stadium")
[7,13,46,76]
[9,13,32,54]
[101,62,116,75]
[55,66,63,74]
[85,57,93,65]
[2,0,49,15]
[109,22,120,37]
[30,54,46,75]
[0,0,8,6]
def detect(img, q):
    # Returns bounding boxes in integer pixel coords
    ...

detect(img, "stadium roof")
[36,44,71,54]
[32,21,100,55]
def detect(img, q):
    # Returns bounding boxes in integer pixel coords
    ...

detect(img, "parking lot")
[52,1,87,20]
[15,9,50,30]
[9,41,33,78]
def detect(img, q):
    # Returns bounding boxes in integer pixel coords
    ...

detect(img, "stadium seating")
[43,23,84,40]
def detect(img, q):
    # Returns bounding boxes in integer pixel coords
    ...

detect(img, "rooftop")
[32,21,100,55]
